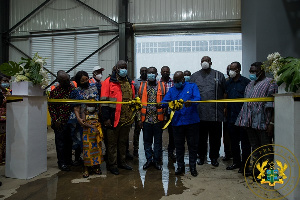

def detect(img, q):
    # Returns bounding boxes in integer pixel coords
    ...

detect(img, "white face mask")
[201,61,210,69]
[95,74,102,81]
[86,107,96,112]
[229,70,237,78]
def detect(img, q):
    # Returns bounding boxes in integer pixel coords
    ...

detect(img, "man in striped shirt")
[235,62,278,179]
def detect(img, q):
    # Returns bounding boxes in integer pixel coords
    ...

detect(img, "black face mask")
[80,82,89,89]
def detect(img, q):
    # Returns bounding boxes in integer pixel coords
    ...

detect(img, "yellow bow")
[128,97,143,111]
[162,99,184,130]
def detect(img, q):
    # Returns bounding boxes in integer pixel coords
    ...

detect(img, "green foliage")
[277,57,300,93]
[0,61,22,76]
[0,53,48,87]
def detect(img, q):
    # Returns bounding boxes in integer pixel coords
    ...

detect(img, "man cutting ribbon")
[161,71,201,177]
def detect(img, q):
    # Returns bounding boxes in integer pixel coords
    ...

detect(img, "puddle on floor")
[6,131,188,200]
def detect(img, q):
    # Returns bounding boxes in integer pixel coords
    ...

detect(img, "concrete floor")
[0,127,285,200]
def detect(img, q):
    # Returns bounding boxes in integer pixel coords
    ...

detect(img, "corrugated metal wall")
[10,0,118,35]
[8,0,241,82]
[129,0,241,23]
[9,0,119,81]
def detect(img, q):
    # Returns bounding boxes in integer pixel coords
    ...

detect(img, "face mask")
[118,69,127,77]
[86,107,96,112]
[229,70,237,78]
[201,61,210,69]
[95,74,102,81]
[249,74,257,81]
[1,83,10,88]
[147,74,156,81]
[184,76,190,82]
[174,82,183,89]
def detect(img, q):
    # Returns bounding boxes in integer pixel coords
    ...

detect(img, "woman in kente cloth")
[82,102,103,178]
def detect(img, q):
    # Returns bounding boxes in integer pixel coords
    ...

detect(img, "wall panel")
[129,0,241,24]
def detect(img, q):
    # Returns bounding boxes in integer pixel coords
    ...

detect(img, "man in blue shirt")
[225,62,251,175]
[162,71,201,177]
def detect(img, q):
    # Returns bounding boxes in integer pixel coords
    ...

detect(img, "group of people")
[47,55,277,179]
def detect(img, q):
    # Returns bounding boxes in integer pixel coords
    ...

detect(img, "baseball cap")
[93,66,105,72]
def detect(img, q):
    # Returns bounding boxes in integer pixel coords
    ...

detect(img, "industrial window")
[135,33,242,77]
[136,38,242,54]
[31,32,99,83]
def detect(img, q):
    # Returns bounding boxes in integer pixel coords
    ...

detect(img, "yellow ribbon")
[6,95,300,130]
[120,97,142,127]
[162,99,184,130]
[6,96,23,101]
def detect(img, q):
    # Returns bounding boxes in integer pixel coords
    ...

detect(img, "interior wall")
[241,0,300,77]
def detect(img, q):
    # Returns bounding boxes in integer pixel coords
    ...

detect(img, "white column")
[274,93,300,200]
[6,95,47,179]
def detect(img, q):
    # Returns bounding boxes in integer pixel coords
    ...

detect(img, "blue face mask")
[249,74,257,81]
[174,82,184,89]
[118,69,127,77]
[184,76,190,82]
[1,83,10,88]
[147,74,156,81]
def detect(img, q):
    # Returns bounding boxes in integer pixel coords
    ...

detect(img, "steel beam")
[9,29,119,39]
[133,19,241,34]
[74,0,118,26]
[118,0,128,61]
[0,0,9,64]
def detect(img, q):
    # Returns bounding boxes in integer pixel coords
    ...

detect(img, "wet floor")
[4,129,194,200]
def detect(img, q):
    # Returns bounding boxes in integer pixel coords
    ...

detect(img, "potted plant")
[0,53,49,95]
[263,52,300,93]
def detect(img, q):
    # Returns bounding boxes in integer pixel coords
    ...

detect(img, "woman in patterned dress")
[81,103,103,178]
[74,71,103,178]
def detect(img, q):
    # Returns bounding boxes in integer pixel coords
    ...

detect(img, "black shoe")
[226,163,241,170]
[222,156,233,161]
[110,168,120,175]
[190,167,198,177]
[211,159,219,167]
[175,167,185,175]
[133,150,139,157]
[58,164,71,171]
[118,164,133,170]
[143,160,153,169]
[197,158,204,165]
[154,162,162,170]
[126,152,134,160]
